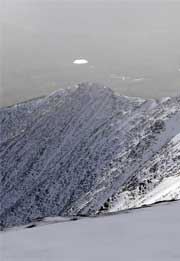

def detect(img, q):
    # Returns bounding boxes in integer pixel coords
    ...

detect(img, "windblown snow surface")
[1,200,180,261]
[0,83,180,228]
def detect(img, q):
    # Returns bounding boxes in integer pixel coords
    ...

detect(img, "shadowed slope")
[0,83,180,228]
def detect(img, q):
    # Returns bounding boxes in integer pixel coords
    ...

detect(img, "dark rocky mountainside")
[0,83,180,228]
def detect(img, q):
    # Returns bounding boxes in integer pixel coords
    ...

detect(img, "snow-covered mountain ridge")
[0,83,180,228]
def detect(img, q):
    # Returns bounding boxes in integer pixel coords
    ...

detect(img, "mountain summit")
[0,83,180,228]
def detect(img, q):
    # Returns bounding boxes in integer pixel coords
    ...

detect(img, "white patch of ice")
[110,74,130,81]
[132,78,145,82]
[73,59,88,65]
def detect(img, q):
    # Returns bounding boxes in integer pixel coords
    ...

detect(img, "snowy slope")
[108,133,180,212]
[110,174,180,212]
[0,83,180,228]
[1,200,180,261]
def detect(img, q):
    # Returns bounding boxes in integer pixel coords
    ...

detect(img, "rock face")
[0,83,180,228]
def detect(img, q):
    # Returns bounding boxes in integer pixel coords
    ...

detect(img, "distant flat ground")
[1,201,180,261]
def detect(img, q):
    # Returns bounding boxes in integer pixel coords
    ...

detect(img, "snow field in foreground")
[1,200,180,261]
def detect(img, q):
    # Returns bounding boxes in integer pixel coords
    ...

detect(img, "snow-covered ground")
[1,201,180,261]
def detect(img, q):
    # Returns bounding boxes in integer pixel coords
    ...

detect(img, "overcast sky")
[2,0,180,106]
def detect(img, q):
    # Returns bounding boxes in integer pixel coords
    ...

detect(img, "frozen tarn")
[73,59,88,65]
